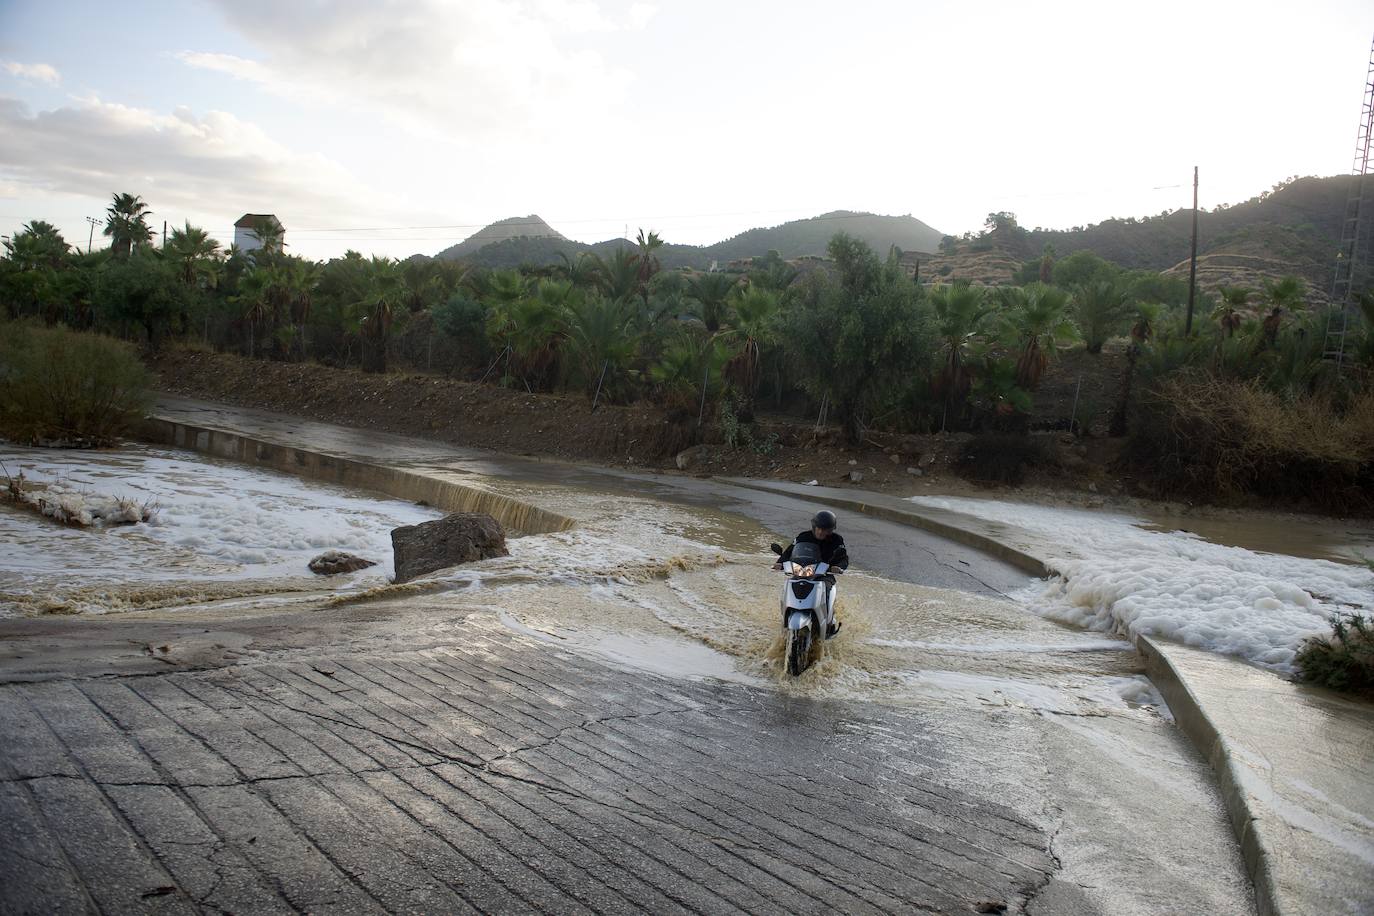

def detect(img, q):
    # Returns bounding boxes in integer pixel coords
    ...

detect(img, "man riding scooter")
[773,510,849,638]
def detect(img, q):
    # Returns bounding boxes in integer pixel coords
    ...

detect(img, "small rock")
[920,454,936,467]
[907,466,923,476]
[804,479,819,486]
[308,551,377,575]
[849,470,864,483]
[847,459,858,466]
[888,453,901,464]
[1087,482,1098,493]
[674,444,711,471]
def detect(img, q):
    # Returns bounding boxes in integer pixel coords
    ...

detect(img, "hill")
[433,210,945,269]
[429,176,1355,298]
[434,214,566,261]
[920,175,1354,299]
[704,211,944,262]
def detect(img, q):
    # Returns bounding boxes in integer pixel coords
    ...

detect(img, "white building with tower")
[233,214,284,253]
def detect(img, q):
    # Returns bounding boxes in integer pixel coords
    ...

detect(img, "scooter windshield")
[788,542,821,565]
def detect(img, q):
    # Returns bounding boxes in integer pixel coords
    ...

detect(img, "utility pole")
[162,220,168,249]
[85,216,100,254]
[1185,166,1199,335]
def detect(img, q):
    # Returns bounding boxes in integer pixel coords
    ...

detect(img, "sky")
[0,0,1370,262]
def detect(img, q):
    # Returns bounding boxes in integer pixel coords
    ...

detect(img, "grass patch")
[1295,612,1374,697]
[0,323,152,446]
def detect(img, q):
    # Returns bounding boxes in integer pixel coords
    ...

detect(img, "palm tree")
[3,220,70,271]
[929,283,994,415]
[482,269,529,309]
[232,270,269,358]
[1001,283,1079,389]
[634,229,664,293]
[686,271,738,333]
[1130,302,1161,345]
[486,278,570,389]
[165,222,222,287]
[1213,285,1250,337]
[589,247,641,302]
[553,251,599,290]
[650,329,732,415]
[1261,275,1306,313]
[1071,280,1131,353]
[1,221,71,322]
[723,286,780,409]
[281,257,319,359]
[249,216,286,262]
[103,193,152,258]
[357,257,402,373]
[401,259,442,314]
[564,294,636,401]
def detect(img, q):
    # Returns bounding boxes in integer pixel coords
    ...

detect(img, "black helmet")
[811,510,837,531]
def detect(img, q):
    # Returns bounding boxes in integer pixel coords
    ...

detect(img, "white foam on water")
[910,496,1373,672]
[0,443,445,611]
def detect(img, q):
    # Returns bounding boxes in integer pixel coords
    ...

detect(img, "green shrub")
[0,323,152,446]
[1296,613,1374,696]
[956,433,1045,485]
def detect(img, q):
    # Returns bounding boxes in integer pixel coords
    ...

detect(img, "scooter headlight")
[798,564,816,577]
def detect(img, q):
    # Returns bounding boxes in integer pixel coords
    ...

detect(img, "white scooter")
[770,541,842,676]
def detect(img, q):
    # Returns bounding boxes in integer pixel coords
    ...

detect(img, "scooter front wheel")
[786,626,813,676]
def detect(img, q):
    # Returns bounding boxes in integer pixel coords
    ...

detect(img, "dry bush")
[1128,370,1374,511]
[0,323,152,446]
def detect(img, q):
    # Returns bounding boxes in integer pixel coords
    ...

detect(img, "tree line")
[3,193,1371,463]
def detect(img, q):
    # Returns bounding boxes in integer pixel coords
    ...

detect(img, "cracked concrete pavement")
[2,623,1061,915]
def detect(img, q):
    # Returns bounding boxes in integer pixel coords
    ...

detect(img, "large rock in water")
[391,512,509,583]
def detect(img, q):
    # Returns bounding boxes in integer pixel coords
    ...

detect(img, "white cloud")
[172,51,272,84]
[180,0,637,139]
[2,61,61,85]
[0,94,441,253]
[627,3,657,30]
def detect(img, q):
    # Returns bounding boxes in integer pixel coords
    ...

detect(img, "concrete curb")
[718,476,1284,916]
[136,415,576,536]
[1133,636,1282,916]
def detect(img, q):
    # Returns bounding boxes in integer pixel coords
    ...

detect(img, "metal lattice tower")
[1327,34,1374,370]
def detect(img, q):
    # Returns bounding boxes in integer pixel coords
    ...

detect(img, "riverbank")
[150,347,1374,542]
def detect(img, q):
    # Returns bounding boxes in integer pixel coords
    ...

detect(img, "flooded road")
[0,428,1261,914]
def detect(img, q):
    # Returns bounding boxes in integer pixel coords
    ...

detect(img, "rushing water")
[0,442,1160,718]
[910,495,1374,673]
[0,443,445,616]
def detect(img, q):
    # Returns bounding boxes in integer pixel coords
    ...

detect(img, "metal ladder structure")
[1327,34,1374,371]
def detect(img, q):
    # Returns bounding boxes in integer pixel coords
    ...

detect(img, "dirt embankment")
[149,349,1131,501]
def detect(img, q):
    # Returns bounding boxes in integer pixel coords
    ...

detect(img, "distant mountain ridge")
[432,210,946,268]
[429,176,1356,298]
[437,215,566,261]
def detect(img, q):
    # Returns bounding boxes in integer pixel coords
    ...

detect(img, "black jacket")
[779,531,849,570]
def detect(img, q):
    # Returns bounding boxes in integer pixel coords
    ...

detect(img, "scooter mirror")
[769,543,784,555]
